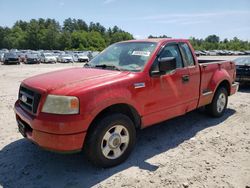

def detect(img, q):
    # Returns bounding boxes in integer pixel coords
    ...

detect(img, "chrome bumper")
[231,82,239,95]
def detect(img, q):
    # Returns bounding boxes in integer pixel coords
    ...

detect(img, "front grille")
[9,58,18,61]
[19,86,41,114]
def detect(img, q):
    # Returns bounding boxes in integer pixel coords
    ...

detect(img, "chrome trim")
[232,82,239,92]
[202,91,213,96]
[134,82,145,89]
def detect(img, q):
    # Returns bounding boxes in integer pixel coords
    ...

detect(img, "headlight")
[42,95,79,114]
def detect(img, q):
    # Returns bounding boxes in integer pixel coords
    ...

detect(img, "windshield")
[89,42,157,72]
[5,53,18,58]
[44,53,53,57]
[234,57,250,65]
[27,54,38,58]
[61,55,72,57]
[78,53,87,56]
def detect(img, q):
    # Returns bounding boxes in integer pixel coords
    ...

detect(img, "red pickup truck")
[14,39,239,167]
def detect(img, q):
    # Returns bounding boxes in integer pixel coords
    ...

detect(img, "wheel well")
[88,103,141,132]
[217,80,230,95]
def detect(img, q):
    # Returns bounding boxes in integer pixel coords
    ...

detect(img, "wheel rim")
[217,93,226,113]
[101,125,129,159]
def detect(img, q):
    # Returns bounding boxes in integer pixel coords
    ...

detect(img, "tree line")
[189,35,250,51]
[149,34,250,51]
[0,18,249,51]
[0,18,133,51]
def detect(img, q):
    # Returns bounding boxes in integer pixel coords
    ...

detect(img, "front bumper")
[45,59,56,63]
[14,101,86,152]
[4,60,19,64]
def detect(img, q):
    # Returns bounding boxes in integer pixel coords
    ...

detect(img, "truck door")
[143,43,191,127]
[178,42,200,111]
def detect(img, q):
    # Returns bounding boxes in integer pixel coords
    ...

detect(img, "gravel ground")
[0,57,249,188]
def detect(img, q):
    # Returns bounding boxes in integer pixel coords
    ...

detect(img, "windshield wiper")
[84,63,93,68]
[84,63,121,71]
[94,64,121,71]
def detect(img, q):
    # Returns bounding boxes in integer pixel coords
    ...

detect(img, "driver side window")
[151,44,183,72]
[160,44,183,68]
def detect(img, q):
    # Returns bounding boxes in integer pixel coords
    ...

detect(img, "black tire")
[85,113,136,168]
[206,87,228,117]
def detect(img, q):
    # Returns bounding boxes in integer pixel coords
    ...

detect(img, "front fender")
[80,87,142,131]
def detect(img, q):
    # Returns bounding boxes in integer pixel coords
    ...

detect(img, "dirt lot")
[0,58,250,188]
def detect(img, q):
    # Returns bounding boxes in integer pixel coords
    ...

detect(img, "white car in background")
[0,52,5,62]
[58,54,73,63]
[40,53,57,63]
[74,53,89,62]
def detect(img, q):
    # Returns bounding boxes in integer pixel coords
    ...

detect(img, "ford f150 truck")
[14,39,239,167]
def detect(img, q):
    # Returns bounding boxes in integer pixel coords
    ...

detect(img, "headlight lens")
[42,95,79,114]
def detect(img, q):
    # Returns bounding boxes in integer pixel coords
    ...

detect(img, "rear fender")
[199,68,231,107]
[209,68,231,94]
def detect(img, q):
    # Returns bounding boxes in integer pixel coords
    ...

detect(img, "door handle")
[182,75,189,83]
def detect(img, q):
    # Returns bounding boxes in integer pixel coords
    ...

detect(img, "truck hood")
[23,67,129,94]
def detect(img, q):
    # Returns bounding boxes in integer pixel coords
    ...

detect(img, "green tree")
[205,35,220,43]
[110,32,133,44]
[43,25,60,50]
[71,31,88,49]
[58,31,72,50]
[2,26,26,49]
[87,31,106,51]
[25,19,42,49]
[89,22,106,34]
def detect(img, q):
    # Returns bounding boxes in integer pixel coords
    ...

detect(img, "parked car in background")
[17,52,26,63]
[91,51,100,58]
[0,52,5,62]
[245,51,250,55]
[233,56,250,83]
[207,50,218,56]
[74,52,89,62]
[58,54,73,63]
[0,49,9,53]
[3,52,20,65]
[25,53,40,64]
[40,53,57,63]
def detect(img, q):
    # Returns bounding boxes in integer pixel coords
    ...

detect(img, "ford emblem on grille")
[21,95,27,103]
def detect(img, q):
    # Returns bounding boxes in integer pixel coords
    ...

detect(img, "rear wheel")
[206,87,228,117]
[85,113,136,168]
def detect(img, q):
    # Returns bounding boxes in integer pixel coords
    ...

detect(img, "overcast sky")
[0,0,250,40]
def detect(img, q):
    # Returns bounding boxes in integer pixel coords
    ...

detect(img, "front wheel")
[85,113,136,168]
[206,87,228,117]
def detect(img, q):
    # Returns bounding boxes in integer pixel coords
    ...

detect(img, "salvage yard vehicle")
[14,38,239,167]
[233,56,250,83]
[58,54,73,63]
[25,53,40,64]
[40,53,57,63]
[74,52,89,62]
[0,52,4,62]
[3,52,20,65]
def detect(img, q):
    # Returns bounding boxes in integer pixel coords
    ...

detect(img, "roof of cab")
[118,38,189,44]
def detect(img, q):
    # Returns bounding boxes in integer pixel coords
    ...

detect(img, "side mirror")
[158,57,176,72]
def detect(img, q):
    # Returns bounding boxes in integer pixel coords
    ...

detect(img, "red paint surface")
[14,39,237,152]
